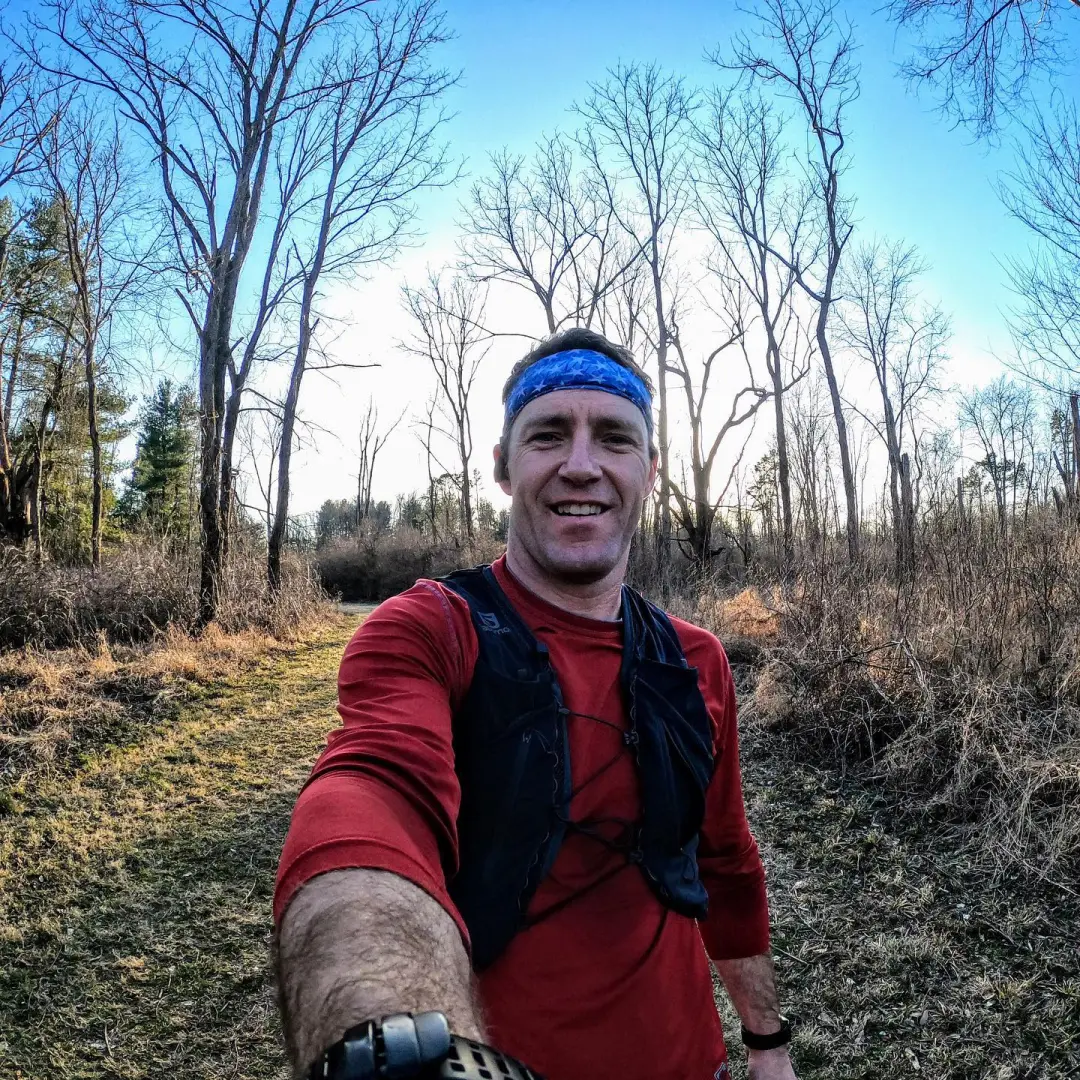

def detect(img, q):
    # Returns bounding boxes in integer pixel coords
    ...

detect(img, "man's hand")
[747,1046,797,1080]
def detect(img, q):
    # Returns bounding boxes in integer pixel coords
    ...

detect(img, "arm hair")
[275,868,485,1077]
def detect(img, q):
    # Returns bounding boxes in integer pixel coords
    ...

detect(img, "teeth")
[554,504,604,516]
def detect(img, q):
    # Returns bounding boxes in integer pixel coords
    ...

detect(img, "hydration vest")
[440,565,715,971]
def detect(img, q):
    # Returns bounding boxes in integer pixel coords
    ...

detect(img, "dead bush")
[0,543,328,651]
[686,511,1080,877]
[317,528,504,602]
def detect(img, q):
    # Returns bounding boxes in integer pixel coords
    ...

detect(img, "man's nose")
[559,429,602,483]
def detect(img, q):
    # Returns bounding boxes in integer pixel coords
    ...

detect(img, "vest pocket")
[632,659,713,843]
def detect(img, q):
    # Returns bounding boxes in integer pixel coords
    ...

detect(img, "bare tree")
[666,275,775,564]
[357,401,403,526]
[401,271,489,543]
[729,0,862,561]
[695,84,813,565]
[461,135,634,334]
[593,248,653,354]
[839,238,949,579]
[416,395,444,541]
[996,98,1080,507]
[888,0,1080,135]
[0,63,62,539]
[960,376,1038,530]
[31,0,399,623]
[577,63,697,562]
[239,405,283,544]
[37,94,155,566]
[787,371,834,542]
[266,4,452,589]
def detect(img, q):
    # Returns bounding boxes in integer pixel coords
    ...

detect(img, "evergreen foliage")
[117,379,197,536]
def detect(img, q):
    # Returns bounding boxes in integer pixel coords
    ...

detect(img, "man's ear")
[493,442,512,495]
[645,447,659,492]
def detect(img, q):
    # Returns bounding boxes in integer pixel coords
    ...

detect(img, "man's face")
[495,388,657,584]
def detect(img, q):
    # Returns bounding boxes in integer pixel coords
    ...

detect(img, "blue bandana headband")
[505,349,653,434]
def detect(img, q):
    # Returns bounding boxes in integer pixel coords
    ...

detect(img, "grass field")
[1,615,1076,1079]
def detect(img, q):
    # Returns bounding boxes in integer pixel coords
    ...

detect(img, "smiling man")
[273,329,797,1080]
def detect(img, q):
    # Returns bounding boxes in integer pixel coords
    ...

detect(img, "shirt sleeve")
[273,581,477,948]
[680,626,771,961]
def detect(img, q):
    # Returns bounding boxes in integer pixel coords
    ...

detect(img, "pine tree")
[120,379,196,535]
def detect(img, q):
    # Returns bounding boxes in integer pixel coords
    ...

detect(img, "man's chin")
[539,546,622,585]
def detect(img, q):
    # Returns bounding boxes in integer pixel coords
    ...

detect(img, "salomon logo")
[478,611,510,634]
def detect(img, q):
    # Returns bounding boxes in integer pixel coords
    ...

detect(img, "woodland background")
[1,2,1079,1076]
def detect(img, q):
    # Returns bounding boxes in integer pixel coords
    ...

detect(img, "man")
[274,329,797,1080]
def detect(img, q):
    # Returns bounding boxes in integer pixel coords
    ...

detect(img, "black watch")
[740,1015,792,1051]
[306,1011,545,1080]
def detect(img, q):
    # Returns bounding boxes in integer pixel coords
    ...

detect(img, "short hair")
[495,328,655,483]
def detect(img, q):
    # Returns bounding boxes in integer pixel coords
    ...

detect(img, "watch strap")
[307,1012,545,1080]
[740,1016,792,1051]
[442,1033,545,1079]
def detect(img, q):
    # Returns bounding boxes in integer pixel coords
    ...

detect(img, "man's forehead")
[514,388,648,428]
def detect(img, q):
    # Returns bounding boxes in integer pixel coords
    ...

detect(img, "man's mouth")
[551,502,607,517]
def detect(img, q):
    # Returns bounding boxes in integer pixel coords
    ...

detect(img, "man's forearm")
[714,953,796,1078]
[275,868,485,1077]
[714,952,781,1033]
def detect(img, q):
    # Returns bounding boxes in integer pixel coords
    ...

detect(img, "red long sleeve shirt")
[275,556,769,1080]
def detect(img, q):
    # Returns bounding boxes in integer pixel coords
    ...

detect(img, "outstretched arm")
[275,868,486,1077]
[273,586,481,1074]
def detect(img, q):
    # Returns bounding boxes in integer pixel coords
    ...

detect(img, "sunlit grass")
[0,616,357,1080]
[2,610,1076,1079]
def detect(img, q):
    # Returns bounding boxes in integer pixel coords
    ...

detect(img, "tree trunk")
[650,256,672,581]
[197,312,228,627]
[769,344,794,567]
[0,314,25,531]
[29,450,43,562]
[1070,391,1080,520]
[815,302,859,560]
[30,380,57,559]
[880,397,904,579]
[219,385,244,562]
[268,296,315,590]
[459,436,473,543]
[85,341,102,568]
[899,451,915,583]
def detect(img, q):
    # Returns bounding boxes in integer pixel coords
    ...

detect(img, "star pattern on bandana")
[506,349,654,433]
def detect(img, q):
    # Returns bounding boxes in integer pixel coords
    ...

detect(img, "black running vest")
[441,566,715,971]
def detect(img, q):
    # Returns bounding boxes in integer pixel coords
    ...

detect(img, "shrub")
[0,543,327,651]
[684,511,1080,877]
[317,528,504,602]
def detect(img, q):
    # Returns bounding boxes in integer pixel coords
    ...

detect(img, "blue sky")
[424,0,1054,354]
[12,0,1076,514]
[279,0,1080,514]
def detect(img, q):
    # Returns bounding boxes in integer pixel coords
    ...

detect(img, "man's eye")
[605,434,634,447]
[530,431,560,444]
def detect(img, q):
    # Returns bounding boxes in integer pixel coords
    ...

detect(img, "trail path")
[0,617,364,1080]
[1,618,1074,1079]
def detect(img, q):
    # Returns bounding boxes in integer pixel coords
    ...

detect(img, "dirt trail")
[1,618,1075,1080]
[0,619,360,1080]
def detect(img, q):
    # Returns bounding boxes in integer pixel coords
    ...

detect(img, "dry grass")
[0,613,358,1079]
[0,617,329,799]
[2,604,1077,1078]
[680,513,1080,882]
[0,544,328,651]
[316,529,505,602]
[729,713,1080,1080]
